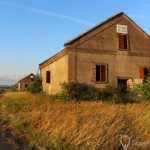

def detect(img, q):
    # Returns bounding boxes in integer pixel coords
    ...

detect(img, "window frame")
[46,71,51,84]
[139,66,150,82]
[91,64,108,83]
[25,84,28,88]
[117,34,129,50]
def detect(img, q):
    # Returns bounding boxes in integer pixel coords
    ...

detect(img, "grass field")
[0,92,150,149]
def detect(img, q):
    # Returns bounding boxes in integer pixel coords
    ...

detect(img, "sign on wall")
[117,25,128,34]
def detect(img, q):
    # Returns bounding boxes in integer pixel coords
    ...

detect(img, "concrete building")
[14,73,35,91]
[39,12,150,94]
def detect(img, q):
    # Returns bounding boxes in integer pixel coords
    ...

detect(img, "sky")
[0,0,150,85]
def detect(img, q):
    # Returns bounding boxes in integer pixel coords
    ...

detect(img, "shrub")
[59,82,130,103]
[27,75,42,93]
[1,92,150,150]
[49,93,67,101]
[97,82,117,101]
[97,82,129,103]
[50,82,145,103]
[0,88,5,94]
[60,82,99,101]
[140,77,150,101]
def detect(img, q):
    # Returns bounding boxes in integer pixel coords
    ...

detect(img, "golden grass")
[1,92,150,150]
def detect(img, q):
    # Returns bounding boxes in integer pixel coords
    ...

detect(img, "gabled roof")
[18,73,35,82]
[64,12,149,46]
[39,12,150,67]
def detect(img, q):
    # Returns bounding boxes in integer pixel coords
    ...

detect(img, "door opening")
[117,79,128,103]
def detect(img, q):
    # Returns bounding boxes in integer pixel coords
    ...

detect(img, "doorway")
[118,79,127,89]
[117,79,128,103]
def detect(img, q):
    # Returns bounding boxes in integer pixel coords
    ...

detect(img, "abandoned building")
[39,12,150,94]
[13,73,35,91]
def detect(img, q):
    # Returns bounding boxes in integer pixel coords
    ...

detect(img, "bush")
[129,77,150,102]
[0,88,5,94]
[140,77,150,101]
[49,93,67,101]
[97,82,129,103]
[59,82,130,103]
[60,82,99,101]
[50,81,150,103]
[97,82,117,101]
[27,75,42,93]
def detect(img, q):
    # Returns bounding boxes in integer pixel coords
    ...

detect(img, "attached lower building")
[39,12,150,95]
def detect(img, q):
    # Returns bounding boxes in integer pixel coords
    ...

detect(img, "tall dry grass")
[0,92,150,149]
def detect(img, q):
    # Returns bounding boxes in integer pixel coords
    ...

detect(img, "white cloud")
[0,74,25,85]
[26,25,49,42]
[0,1,94,26]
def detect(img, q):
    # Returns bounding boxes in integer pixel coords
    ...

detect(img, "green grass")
[0,92,150,149]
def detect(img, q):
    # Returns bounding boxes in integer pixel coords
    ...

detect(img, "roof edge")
[39,49,67,67]
[64,12,150,46]
[18,73,35,83]
[64,12,124,46]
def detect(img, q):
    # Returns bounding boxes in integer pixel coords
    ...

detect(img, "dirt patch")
[0,129,19,150]
[0,103,28,150]
[0,104,19,150]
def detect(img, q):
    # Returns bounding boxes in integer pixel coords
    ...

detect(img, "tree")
[27,75,42,93]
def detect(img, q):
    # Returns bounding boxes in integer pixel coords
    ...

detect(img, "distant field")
[0,85,12,89]
[0,92,150,150]
[0,86,12,94]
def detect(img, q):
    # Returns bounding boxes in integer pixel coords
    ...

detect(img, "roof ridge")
[64,12,124,46]
[18,73,35,82]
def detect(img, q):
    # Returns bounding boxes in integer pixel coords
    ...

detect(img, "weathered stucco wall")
[67,14,150,88]
[69,51,150,88]
[40,13,150,94]
[40,53,68,94]
[74,52,116,87]
[68,14,150,54]
[19,80,32,91]
[16,74,35,91]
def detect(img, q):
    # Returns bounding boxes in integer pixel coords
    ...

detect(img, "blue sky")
[0,0,150,85]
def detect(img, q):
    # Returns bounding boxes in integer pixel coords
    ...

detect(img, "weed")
[0,92,150,149]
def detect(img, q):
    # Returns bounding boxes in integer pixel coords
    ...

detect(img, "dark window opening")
[46,71,51,83]
[117,79,128,101]
[118,34,128,49]
[25,84,28,88]
[144,68,149,82]
[96,65,107,82]
[144,68,149,79]
[96,65,100,81]
[118,79,127,89]
[139,67,150,82]
[30,76,34,81]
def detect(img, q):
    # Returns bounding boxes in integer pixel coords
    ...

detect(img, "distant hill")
[0,85,12,88]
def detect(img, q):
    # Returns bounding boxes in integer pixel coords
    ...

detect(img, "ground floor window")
[46,71,51,83]
[91,64,108,83]
[25,84,28,88]
[139,66,150,82]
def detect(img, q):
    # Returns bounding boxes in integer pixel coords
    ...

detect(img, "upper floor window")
[118,34,128,50]
[30,75,34,81]
[46,71,51,83]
